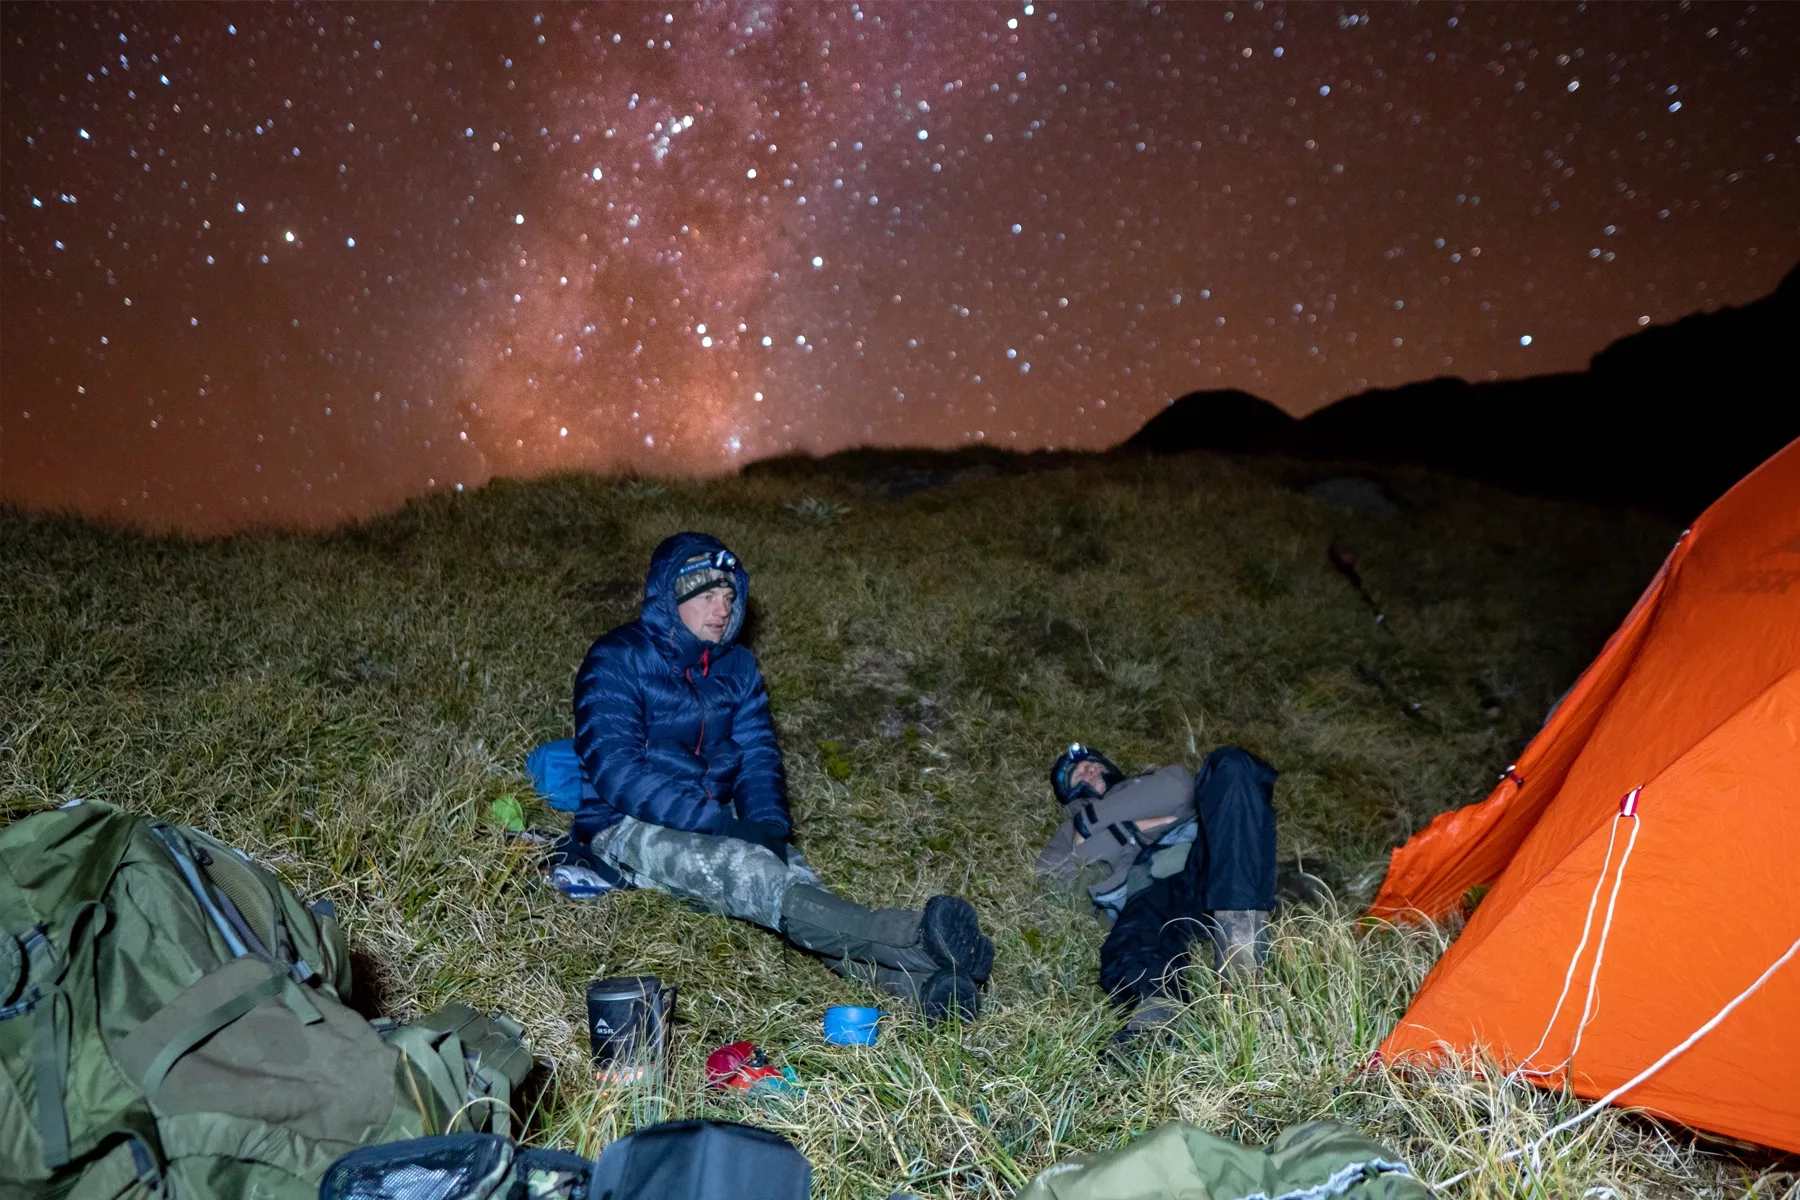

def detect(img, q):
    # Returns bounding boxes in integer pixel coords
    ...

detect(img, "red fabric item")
[704,1040,788,1091]
[705,1040,758,1083]
[1369,438,1800,1153]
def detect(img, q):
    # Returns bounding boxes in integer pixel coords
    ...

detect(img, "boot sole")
[920,968,981,1023]
[920,896,995,982]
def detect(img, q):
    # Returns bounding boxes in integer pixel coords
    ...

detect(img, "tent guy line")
[1434,931,1800,1192]
[1510,787,1643,1084]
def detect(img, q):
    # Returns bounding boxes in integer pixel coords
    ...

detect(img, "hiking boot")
[1106,991,1183,1055]
[831,958,982,1023]
[919,895,995,983]
[1209,909,1270,977]
[917,967,982,1023]
[780,885,994,983]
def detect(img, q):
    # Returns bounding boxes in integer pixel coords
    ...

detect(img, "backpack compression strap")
[0,803,136,1171]
[0,902,107,1170]
[113,956,291,1096]
[1062,767,1195,855]
[19,925,72,1168]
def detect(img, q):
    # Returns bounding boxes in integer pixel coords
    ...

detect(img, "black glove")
[719,818,791,862]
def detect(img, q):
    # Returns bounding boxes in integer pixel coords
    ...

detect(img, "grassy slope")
[2,454,1789,1196]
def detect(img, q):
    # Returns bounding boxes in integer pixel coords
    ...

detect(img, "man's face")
[1069,759,1109,797]
[678,585,735,643]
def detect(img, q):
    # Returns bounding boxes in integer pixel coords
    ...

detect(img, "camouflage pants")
[588,815,823,931]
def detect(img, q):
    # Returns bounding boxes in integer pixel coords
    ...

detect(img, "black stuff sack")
[589,1120,811,1200]
[318,1120,812,1200]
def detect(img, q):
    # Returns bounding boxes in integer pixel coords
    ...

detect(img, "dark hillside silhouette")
[1127,264,1799,519]
[1124,388,1297,455]
[742,445,1050,498]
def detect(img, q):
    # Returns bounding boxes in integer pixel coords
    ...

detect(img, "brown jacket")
[1035,764,1196,916]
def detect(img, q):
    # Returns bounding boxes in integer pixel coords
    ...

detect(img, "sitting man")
[558,531,993,1021]
[1036,742,1277,1036]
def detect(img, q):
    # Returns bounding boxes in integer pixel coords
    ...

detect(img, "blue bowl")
[823,1005,882,1045]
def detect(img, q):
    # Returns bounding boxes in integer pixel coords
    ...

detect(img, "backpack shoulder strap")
[417,1006,533,1084]
[384,1004,536,1137]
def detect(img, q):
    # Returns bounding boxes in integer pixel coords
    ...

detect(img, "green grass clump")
[3,454,1790,1197]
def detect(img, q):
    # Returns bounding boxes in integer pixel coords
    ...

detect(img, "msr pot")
[586,975,675,1084]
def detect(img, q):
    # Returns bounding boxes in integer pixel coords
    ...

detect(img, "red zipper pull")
[701,647,711,676]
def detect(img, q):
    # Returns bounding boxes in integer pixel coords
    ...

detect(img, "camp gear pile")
[704,1041,799,1092]
[0,801,533,1200]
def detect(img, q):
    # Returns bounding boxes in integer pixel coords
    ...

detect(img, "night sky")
[4,3,1796,533]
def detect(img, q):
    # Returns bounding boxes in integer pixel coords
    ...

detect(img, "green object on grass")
[1016,1120,1429,1200]
[815,739,853,780]
[490,794,527,833]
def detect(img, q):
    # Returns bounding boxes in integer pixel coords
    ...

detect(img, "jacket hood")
[641,531,751,666]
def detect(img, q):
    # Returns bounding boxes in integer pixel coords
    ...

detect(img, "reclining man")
[1036,742,1278,1037]
[557,532,993,1021]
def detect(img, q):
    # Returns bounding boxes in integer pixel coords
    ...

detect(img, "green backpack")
[0,801,535,1200]
[1016,1120,1430,1200]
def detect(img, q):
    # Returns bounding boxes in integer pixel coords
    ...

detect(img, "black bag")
[591,1120,811,1200]
[319,1120,812,1200]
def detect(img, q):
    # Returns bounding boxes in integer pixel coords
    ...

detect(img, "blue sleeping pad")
[526,739,596,813]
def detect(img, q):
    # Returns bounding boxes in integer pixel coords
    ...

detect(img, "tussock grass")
[3,453,1791,1197]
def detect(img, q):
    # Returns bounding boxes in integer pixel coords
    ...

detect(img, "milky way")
[4,2,1796,532]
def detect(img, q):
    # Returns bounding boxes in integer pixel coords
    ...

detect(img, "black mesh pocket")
[320,1134,516,1200]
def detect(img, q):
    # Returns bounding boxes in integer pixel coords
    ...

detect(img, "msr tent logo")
[592,1016,615,1036]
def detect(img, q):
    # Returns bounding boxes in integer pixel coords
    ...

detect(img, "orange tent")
[1370,438,1800,1154]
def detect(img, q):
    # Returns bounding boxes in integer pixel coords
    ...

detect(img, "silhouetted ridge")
[1122,264,1799,518]
[742,444,1060,498]
[1124,389,1297,455]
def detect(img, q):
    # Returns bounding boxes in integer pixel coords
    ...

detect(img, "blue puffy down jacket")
[570,532,790,843]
